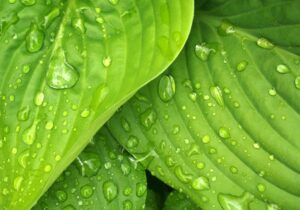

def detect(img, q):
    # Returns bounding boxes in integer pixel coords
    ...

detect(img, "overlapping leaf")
[33,127,146,210]
[0,0,194,209]
[108,0,300,209]
[163,191,201,210]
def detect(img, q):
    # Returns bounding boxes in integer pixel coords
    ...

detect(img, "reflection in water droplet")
[219,127,231,139]
[218,20,235,36]
[257,38,274,49]
[268,88,277,96]
[80,184,94,198]
[26,23,44,53]
[236,61,248,72]
[158,75,176,102]
[295,76,300,89]
[192,176,210,191]
[103,56,112,67]
[34,92,45,106]
[17,106,30,121]
[103,181,118,202]
[13,176,24,191]
[80,109,90,118]
[46,48,79,90]
[195,43,215,61]
[174,166,192,183]
[210,86,224,106]
[218,192,254,210]
[18,150,30,168]
[140,108,157,129]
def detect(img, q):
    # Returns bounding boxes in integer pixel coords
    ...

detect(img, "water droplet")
[140,108,157,129]
[26,23,44,53]
[136,182,147,197]
[18,150,30,168]
[80,109,90,118]
[189,92,197,102]
[267,203,281,210]
[121,162,131,176]
[295,76,300,89]
[195,43,215,61]
[21,0,36,6]
[210,86,224,106]
[75,152,101,177]
[174,166,192,183]
[268,88,277,96]
[45,121,54,130]
[236,61,248,72]
[218,20,235,35]
[230,166,238,174]
[257,183,266,192]
[13,176,24,191]
[43,7,60,28]
[17,106,30,121]
[103,56,112,67]
[72,17,86,34]
[103,181,118,202]
[80,184,94,198]
[202,135,211,144]
[276,64,290,74]
[34,92,45,106]
[192,176,210,191]
[121,117,131,132]
[108,0,119,5]
[257,38,274,49]
[22,121,39,145]
[219,127,231,139]
[63,205,76,210]
[158,75,176,102]
[123,187,132,196]
[127,136,139,149]
[46,48,79,90]
[55,190,67,202]
[218,192,254,210]
[123,200,133,210]
[44,164,52,172]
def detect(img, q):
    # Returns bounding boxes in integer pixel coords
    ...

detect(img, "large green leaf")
[163,191,201,210]
[33,127,146,210]
[108,0,300,209]
[0,0,194,209]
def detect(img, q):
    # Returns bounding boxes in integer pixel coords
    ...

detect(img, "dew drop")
[202,135,211,144]
[236,61,248,72]
[21,0,36,6]
[46,48,79,90]
[22,121,39,145]
[13,176,24,191]
[195,43,215,61]
[295,76,300,89]
[26,23,44,53]
[218,192,254,210]
[63,205,76,210]
[158,75,176,102]
[75,152,101,177]
[121,162,131,176]
[80,109,90,118]
[219,127,231,139]
[108,0,119,5]
[126,136,139,149]
[192,176,210,191]
[136,182,147,197]
[121,117,131,132]
[276,64,290,74]
[123,200,133,210]
[174,166,192,183]
[43,8,60,28]
[103,181,118,202]
[257,38,274,49]
[55,190,67,202]
[210,86,224,106]
[72,17,86,34]
[80,184,94,198]
[103,56,112,67]
[17,106,30,121]
[44,164,52,172]
[257,183,266,192]
[45,121,54,130]
[218,20,235,35]
[139,108,157,129]
[34,92,44,106]
[18,150,30,168]
[268,88,277,96]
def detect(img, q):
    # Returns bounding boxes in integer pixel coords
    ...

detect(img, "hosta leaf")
[33,127,146,210]
[163,191,201,210]
[108,0,300,209]
[0,0,194,209]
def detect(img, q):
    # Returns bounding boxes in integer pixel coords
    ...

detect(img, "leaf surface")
[33,127,146,210]
[108,0,300,209]
[0,0,194,209]
[163,191,201,210]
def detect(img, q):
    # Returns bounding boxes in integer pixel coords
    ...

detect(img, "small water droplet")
[46,48,79,90]
[140,108,157,129]
[192,176,210,191]
[276,64,290,74]
[108,0,119,5]
[195,43,215,61]
[44,164,52,172]
[55,190,67,202]
[103,56,112,67]
[63,205,76,210]
[121,162,131,176]
[103,181,118,202]
[45,121,54,130]
[123,200,133,210]
[202,135,211,144]
[126,136,139,149]
[230,166,238,174]
[174,166,192,183]
[72,17,86,34]
[257,183,266,192]
[80,184,94,198]
[295,76,300,89]
[268,88,277,96]
[75,152,101,177]
[43,8,60,28]
[219,127,231,139]
[26,23,44,53]
[158,75,176,102]
[80,109,90,118]
[257,38,274,49]
[21,0,36,6]
[13,176,24,191]
[236,61,248,72]
[218,192,254,210]
[210,86,224,106]
[34,92,45,106]
[17,106,30,121]
[136,182,146,197]
[218,20,235,35]
[121,117,131,132]
[22,121,39,145]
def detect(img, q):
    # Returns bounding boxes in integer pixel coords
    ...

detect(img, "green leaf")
[33,127,146,210]
[0,0,194,209]
[163,191,201,210]
[108,1,300,209]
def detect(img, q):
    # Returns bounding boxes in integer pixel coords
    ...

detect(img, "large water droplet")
[295,76,300,89]
[219,127,231,139]
[126,136,139,149]
[136,182,147,197]
[13,176,24,191]
[210,86,224,106]
[46,48,79,90]
[140,108,157,129]
[75,152,101,177]
[17,106,30,121]
[158,75,176,102]
[218,20,235,36]
[103,181,118,202]
[123,200,133,210]
[26,23,44,53]
[195,43,215,61]
[55,190,67,202]
[18,150,30,168]
[257,38,274,49]
[218,192,254,210]
[43,8,60,28]
[21,0,36,6]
